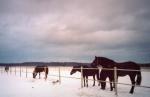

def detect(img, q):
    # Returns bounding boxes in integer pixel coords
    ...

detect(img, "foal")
[70,65,100,87]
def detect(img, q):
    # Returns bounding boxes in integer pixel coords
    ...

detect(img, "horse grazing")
[5,66,9,72]
[70,65,100,87]
[33,66,49,79]
[91,56,142,94]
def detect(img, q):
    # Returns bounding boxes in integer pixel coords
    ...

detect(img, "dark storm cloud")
[0,0,150,63]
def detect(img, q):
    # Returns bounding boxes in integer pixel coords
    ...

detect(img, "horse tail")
[136,70,142,85]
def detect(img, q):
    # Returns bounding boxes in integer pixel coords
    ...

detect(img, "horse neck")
[91,65,97,68]
[78,68,81,72]
[33,69,36,73]
[101,61,116,68]
[77,66,86,72]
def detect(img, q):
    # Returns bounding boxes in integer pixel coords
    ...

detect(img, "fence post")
[58,67,61,84]
[20,66,21,77]
[10,66,11,74]
[3,66,4,74]
[15,66,16,75]
[81,66,83,88]
[26,66,27,78]
[114,67,118,96]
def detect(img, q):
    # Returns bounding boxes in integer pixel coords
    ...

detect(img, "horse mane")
[97,56,115,63]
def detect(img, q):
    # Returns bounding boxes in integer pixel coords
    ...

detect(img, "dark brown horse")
[91,56,142,94]
[5,66,9,72]
[33,66,49,79]
[70,65,100,87]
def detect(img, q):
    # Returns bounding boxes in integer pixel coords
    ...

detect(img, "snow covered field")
[0,67,150,97]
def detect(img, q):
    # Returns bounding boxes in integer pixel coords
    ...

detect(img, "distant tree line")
[0,62,149,67]
[0,62,90,67]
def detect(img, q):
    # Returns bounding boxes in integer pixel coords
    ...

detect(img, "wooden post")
[58,67,61,84]
[26,66,27,78]
[15,66,16,75]
[114,67,118,96]
[3,66,4,74]
[1,66,2,74]
[10,66,11,74]
[81,66,83,88]
[20,66,21,77]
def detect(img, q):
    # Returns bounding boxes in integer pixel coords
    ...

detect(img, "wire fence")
[0,65,150,96]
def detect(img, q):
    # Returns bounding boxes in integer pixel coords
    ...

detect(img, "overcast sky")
[0,0,150,63]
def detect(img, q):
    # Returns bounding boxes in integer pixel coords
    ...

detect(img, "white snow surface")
[0,67,150,97]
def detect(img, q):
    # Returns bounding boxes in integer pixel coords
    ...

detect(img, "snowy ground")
[0,67,150,97]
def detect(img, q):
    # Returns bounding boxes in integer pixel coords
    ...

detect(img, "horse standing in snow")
[33,66,49,79]
[70,65,100,87]
[91,56,142,94]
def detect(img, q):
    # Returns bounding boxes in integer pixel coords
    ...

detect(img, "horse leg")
[129,75,136,94]
[101,76,106,90]
[83,77,85,87]
[86,76,88,87]
[101,81,106,90]
[93,75,95,86]
[100,70,107,90]
[109,77,113,91]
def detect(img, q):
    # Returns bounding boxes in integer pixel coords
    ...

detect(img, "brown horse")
[91,56,142,94]
[70,65,100,87]
[33,66,49,79]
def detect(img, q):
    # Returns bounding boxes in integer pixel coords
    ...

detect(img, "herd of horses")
[4,56,142,94]
[70,56,141,94]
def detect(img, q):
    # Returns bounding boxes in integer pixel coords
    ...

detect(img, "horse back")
[82,66,99,76]
[35,66,48,73]
[116,62,140,76]
[117,61,140,70]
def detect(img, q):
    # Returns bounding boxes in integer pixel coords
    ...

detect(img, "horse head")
[33,70,37,78]
[91,56,99,67]
[5,66,9,72]
[70,66,80,75]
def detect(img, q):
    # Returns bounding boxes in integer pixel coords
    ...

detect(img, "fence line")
[0,66,150,96]
[2,68,150,88]
[8,66,148,72]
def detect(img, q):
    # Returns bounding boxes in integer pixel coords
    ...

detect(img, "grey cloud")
[0,0,150,63]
